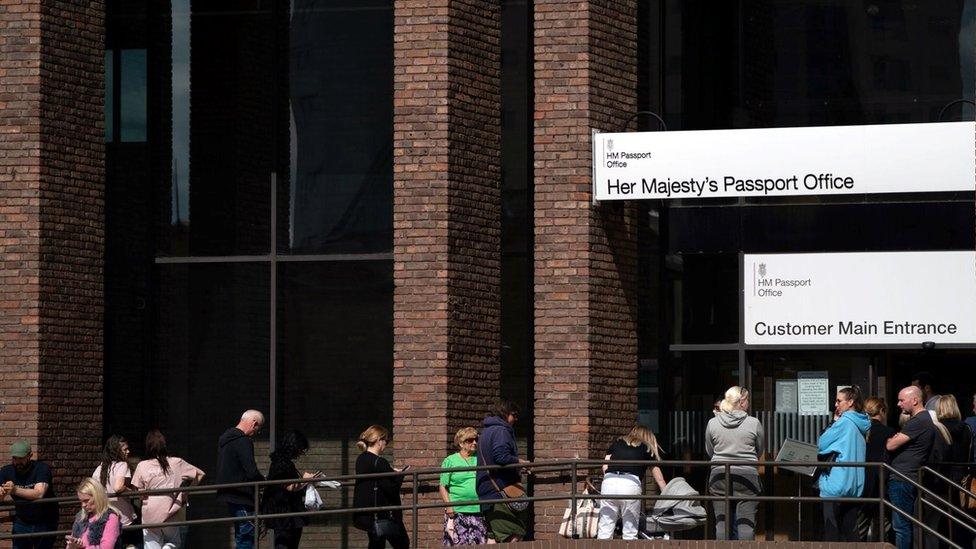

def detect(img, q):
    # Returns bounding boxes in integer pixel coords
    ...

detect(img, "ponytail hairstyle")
[719,386,750,414]
[145,429,170,475]
[98,435,127,488]
[864,397,887,419]
[838,385,865,413]
[356,425,389,452]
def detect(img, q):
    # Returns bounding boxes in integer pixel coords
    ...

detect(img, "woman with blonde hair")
[439,426,490,545]
[65,478,121,549]
[596,425,667,540]
[932,394,973,547]
[353,425,409,549]
[859,397,895,541]
[705,386,764,540]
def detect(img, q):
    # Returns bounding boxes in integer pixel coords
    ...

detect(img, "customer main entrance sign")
[743,251,976,345]
[592,121,975,201]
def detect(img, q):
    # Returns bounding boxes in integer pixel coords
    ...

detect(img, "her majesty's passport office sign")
[743,251,976,345]
[592,121,975,201]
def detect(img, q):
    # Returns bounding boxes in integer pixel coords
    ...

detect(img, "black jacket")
[259,455,306,531]
[216,428,265,506]
[352,452,403,531]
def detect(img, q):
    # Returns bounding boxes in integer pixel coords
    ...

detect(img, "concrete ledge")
[469,542,894,548]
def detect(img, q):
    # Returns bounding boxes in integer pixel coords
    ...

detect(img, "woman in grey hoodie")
[705,386,764,540]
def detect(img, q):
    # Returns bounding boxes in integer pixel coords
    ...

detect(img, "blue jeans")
[12,521,56,549]
[889,479,917,549]
[227,503,255,549]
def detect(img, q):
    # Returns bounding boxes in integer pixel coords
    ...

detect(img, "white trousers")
[143,526,181,549]
[597,473,643,540]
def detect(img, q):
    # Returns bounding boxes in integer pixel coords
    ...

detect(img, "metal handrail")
[1,458,971,547]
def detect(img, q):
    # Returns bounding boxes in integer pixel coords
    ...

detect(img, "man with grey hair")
[217,410,266,549]
[886,386,935,549]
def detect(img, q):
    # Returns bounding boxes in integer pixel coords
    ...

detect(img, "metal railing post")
[254,482,261,549]
[570,460,579,538]
[916,469,923,549]
[878,463,886,543]
[724,463,732,541]
[411,468,419,548]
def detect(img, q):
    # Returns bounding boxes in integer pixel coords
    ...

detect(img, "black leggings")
[824,501,860,542]
[367,523,410,549]
[273,528,303,549]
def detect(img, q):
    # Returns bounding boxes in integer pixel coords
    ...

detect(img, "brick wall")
[393,0,502,544]
[533,0,639,539]
[0,0,104,536]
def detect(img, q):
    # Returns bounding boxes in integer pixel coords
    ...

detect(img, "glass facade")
[104,0,534,546]
[102,0,975,544]
[639,0,976,540]
[104,1,398,545]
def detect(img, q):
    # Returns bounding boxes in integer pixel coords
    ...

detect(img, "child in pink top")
[66,478,122,549]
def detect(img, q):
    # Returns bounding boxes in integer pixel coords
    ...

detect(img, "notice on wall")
[592,121,975,201]
[775,380,798,413]
[798,371,830,416]
[744,251,976,345]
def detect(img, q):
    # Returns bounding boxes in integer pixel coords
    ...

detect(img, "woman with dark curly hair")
[260,430,318,549]
[91,435,138,548]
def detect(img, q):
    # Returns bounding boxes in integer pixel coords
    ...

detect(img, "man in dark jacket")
[217,410,265,549]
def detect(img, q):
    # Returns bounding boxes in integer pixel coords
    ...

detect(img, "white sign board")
[744,251,976,345]
[775,438,820,476]
[592,122,975,200]
[798,371,830,415]
[775,380,798,413]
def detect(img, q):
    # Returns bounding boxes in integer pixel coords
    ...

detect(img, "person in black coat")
[859,397,895,542]
[353,425,409,549]
[935,395,974,548]
[260,430,317,549]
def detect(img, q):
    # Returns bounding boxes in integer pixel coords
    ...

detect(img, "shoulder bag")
[558,485,599,538]
[480,452,529,512]
[370,457,402,539]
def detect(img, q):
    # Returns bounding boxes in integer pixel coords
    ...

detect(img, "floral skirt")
[443,512,490,546]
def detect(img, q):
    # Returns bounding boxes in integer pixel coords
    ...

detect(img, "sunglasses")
[462,438,477,443]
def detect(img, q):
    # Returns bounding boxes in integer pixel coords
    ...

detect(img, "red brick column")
[393,0,501,543]
[0,0,104,531]
[533,0,640,538]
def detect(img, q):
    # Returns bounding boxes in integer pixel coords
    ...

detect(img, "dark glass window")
[155,263,271,546]
[105,51,114,142]
[276,260,393,543]
[155,2,278,257]
[276,1,394,255]
[106,5,397,546]
[500,0,534,461]
[120,49,147,142]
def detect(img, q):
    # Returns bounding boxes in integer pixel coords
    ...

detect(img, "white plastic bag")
[304,485,323,510]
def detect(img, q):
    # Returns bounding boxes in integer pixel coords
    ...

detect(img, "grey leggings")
[708,471,761,541]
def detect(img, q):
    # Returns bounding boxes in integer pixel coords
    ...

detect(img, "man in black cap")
[0,441,58,549]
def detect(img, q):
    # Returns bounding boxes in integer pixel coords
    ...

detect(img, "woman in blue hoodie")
[476,400,529,543]
[818,385,870,542]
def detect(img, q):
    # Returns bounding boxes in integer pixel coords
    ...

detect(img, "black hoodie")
[216,427,264,506]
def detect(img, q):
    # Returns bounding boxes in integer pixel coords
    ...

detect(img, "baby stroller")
[639,477,707,539]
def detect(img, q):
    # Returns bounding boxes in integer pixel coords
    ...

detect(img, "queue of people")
[3,384,976,548]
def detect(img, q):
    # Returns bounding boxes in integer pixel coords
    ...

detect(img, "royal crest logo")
[758,263,767,277]
[606,139,614,152]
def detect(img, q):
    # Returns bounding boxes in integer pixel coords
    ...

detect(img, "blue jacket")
[818,411,870,498]
[476,416,520,501]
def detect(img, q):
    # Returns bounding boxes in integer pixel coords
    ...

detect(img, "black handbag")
[370,457,402,539]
